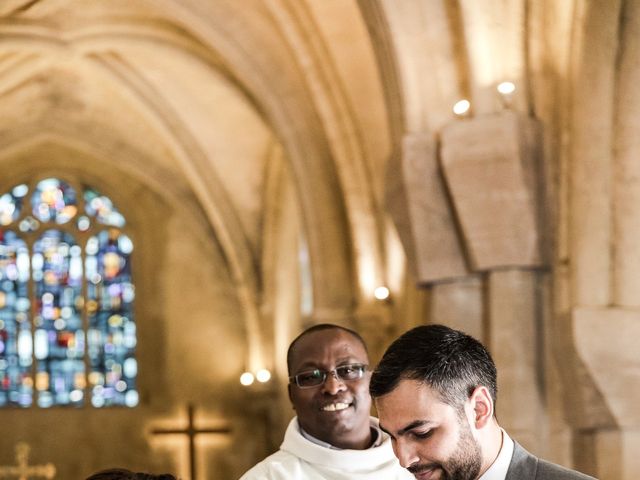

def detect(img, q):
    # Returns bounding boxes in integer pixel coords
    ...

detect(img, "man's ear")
[469,386,493,429]
[288,383,295,408]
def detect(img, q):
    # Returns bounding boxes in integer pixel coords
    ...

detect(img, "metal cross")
[151,404,231,480]
[0,442,56,480]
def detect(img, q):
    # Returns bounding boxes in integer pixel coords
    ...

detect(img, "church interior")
[0,0,638,479]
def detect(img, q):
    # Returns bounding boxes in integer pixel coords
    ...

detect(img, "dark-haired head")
[370,324,497,412]
[86,468,178,480]
[286,323,368,375]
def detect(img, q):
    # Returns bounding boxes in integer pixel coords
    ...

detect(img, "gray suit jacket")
[506,442,597,479]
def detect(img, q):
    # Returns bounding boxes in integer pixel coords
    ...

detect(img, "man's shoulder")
[536,458,597,480]
[508,442,597,480]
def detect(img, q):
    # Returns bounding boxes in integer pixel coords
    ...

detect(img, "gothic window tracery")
[0,178,137,408]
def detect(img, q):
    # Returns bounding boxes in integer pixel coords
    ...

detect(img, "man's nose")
[394,440,419,469]
[321,371,347,394]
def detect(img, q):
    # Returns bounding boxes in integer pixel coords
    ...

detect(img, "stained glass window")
[0,178,137,408]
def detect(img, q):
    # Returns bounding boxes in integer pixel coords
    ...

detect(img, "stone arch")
[148,0,357,320]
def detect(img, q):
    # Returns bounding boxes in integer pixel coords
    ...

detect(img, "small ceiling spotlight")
[452,99,471,117]
[256,369,271,383]
[239,371,255,386]
[374,286,390,301]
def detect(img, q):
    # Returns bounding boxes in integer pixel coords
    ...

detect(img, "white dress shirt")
[478,429,514,480]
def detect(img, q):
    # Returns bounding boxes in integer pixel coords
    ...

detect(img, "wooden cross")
[151,404,231,480]
[0,442,56,480]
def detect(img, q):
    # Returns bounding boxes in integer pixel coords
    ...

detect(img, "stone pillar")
[439,111,548,455]
[430,277,483,341]
[487,269,545,454]
[604,5,640,474]
[569,1,620,307]
[387,111,551,461]
[613,0,640,306]
[593,430,640,480]
[564,2,637,478]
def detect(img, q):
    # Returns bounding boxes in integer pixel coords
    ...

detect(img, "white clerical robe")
[239,417,413,480]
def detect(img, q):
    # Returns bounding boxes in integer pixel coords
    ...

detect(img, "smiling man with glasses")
[240,323,413,479]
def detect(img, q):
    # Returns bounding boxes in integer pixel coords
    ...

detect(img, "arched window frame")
[0,176,138,408]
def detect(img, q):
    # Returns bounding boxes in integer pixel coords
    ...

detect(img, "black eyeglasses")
[289,363,368,389]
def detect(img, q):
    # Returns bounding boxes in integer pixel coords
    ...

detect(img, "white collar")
[478,429,514,480]
[281,417,406,473]
[298,418,384,449]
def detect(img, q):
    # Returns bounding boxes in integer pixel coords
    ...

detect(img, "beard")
[407,418,482,480]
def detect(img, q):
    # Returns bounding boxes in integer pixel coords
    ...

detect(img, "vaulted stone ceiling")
[0,0,601,369]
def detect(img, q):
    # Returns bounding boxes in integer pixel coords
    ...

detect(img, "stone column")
[569,1,620,307]
[387,112,551,459]
[565,2,637,478]
[593,430,640,480]
[612,0,640,306]
[430,277,483,341]
[487,269,545,454]
[440,111,548,455]
[606,6,640,477]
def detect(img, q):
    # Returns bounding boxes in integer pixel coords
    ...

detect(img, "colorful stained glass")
[84,188,125,227]
[33,230,85,407]
[31,178,78,225]
[0,184,28,226]
[0,178,136,408]
[0,230,32,407]
[86,229,136,407]
[18,216,40,233]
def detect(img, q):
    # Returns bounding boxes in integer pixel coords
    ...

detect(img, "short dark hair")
[86,469,177,480]
[286,323,368,375]
[370,324,497,410]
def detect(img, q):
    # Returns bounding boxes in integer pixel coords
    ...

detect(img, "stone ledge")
[573,307,640,427]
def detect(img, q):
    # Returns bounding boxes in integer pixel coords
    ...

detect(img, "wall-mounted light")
[497,81,515,95]
[239,372,255,386]
[240,369,273,386]
[256,369,271,383]
[374,286,390,301]
[497,81,516,108]
[453,99,471,117]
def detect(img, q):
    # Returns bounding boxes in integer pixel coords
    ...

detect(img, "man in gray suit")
[370,324,596,480]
